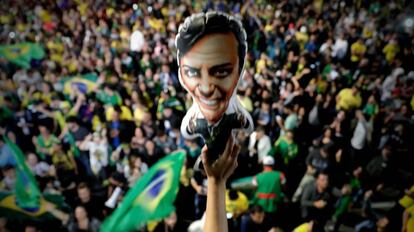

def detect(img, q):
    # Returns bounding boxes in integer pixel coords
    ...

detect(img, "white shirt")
[332,38,348,60]
[248,132,272,163]
[84,141,108,175]
[351,119,368,150]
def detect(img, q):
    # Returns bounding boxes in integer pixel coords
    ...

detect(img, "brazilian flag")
[0,137,69,220]
[60,73,98,95]
[3,136,41,209]
[101,151,186,232]
[0,43,45,69]
[0,192,69,221]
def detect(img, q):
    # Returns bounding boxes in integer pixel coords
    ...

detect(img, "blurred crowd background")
[1,0,414,231]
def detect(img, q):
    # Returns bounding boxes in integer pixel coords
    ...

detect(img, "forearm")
[205,179,227,232]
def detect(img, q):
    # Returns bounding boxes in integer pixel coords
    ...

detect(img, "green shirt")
[252,171,284,213]
[272,136,298,165]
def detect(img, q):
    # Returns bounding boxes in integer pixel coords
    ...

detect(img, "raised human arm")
[202,136,240,232]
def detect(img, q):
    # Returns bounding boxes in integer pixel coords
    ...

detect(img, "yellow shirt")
[106,106,133,121]
[411,95,414,110]
[406,205,414,232]
[256,58,266,73]
[351,42,366,62]
[294,222,311,232]
[336,88,362,111]
[399,185,414,208]
[225,190,249,216]
[383,43,400,63]
[133,107,147,126]
[238,95,253,113]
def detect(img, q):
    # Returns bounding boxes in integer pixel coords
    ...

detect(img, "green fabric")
[322,64,331,80]
[3,136,41,209]
[36,135,59,160]
[284,114,298,130]
[0,106,13,121]
[186,146,201,158]
[0,43,45,68]
[363,103,378,116]
[96,91,122,106]
[65,133,80,158]
[272,136,298,165]
[333,195,351,220]
[101,151,186,232]
[252,171,283,213]
[0,192,70,221]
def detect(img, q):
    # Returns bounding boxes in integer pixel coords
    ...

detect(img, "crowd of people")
[1,0,414,231]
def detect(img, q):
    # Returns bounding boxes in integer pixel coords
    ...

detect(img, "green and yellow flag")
[60,73,98,95]
[101,150,186,232]
[0,137,70,221]
[0,192,67,221]
[3,136,41,209]
[0,43,45,68]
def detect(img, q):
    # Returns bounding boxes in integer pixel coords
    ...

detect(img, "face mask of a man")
[176,12,254,169]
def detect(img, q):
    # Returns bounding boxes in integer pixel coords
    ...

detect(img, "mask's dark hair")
[175,12,247,74]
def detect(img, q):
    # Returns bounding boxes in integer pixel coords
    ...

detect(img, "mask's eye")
[213,68,233,78]
[184,68,200,78]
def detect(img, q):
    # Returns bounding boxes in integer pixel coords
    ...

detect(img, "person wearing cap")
[250,155,286,229]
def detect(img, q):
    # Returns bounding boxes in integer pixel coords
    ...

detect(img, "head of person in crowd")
[164,211,178,229]
[320,143,332,159]
[175,12,247,124]
[255,126,266,140]
[77,182,91,204]
[249,204,265,225]
[315,172,329,192]
[66,116,80,133]
[74,205,89,221]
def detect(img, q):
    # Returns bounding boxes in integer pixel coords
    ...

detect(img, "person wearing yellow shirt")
[106,105,133,122]
[411,95,414,111]
[225,190,249,220]
[237,89,253,113]
[256,53,267,74]
[336,86,362,111]
[350,38,367,63]
[383,39,400,64]
[400,185,414,232]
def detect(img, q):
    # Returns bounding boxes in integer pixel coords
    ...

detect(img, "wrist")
[207,178,226,189]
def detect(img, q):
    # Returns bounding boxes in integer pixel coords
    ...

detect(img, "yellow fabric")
[39,9,52,22]
[406,204,414,232]
[225,190,249,215]
[0,15,11,24]
[399,185,414,208]
[383,43,400,63]
[256,58,266,73]
[0,195,55,217]
[78,2,88,16]
[92,115,104,132]
[293,222,310,232]
[54,111,66,131]
[238,95,253,112]
[146,220,160,232]
[295,32,309,50]
[408,216,414,232]
[336,88,362,111]
[52,151,74,170]
[411,95,414,110]
[351,42,366,62]
[106,105,133,121]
